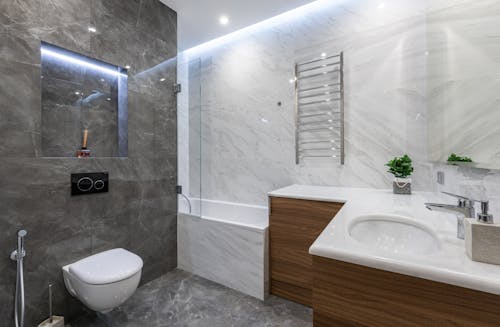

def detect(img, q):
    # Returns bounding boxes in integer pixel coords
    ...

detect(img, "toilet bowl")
[62,248,143,313]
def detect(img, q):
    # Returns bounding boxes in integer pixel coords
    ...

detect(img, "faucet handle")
[442,192,494,223]
[441,192,478,206]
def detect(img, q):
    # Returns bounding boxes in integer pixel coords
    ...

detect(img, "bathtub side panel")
[177,213,267,300]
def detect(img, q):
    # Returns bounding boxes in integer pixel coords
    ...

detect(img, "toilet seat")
[62,248,143,312]
[69,248,143,285]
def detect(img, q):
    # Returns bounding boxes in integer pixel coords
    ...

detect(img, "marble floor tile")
[67,269,312,327]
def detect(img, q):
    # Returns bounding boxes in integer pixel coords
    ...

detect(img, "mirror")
[41,42,128,158]
[427,2,500,169]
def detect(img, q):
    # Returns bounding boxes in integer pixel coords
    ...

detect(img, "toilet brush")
[38,283,64,327]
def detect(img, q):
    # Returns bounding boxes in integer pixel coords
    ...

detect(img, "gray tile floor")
[68,269,312,327]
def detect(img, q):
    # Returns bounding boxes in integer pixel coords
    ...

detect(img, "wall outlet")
[437,171,445,185]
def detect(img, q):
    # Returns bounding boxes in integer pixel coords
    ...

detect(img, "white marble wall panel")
[179,0,431,206]
[177,0,500,208]
[177,213,268,300]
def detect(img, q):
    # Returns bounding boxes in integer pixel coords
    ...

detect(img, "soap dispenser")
[465,201,500,264]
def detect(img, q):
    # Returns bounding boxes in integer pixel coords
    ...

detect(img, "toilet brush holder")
[38,316,64,327]
[38,283,64,327]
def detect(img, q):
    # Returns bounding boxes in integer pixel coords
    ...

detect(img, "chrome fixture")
[49,283,53,324]
[477,201,494,224]
[10,229,27,327]
[176,185,192,214]
[425,192,493,239]
[294,51,345,164]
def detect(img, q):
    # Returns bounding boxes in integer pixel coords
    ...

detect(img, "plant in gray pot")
[386,154,414,195]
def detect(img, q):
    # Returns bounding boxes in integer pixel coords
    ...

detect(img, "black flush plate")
[71,172,109,196]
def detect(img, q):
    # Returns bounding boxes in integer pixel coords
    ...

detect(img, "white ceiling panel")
[161,0,317,51]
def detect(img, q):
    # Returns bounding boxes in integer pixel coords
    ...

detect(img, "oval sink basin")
[348,214,440,255]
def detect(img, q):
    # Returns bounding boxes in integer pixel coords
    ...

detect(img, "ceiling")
[161,0,317,51]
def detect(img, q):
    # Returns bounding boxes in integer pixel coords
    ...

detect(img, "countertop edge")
[309,245,500,296]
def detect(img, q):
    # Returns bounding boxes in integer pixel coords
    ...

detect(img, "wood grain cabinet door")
[269,197,342,307]
[313,256,500,327]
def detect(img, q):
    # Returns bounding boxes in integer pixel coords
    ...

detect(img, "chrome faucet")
[425,192,493,240]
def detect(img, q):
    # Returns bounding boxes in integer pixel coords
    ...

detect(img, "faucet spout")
[425,193,476,240]
[424,203,474,218]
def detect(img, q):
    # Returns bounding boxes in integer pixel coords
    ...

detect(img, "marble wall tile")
[0,60,41,157]
[0,0,177,325]
[90,0,141,28]
[178,0,434,206]
[0,29,41,65]
[137,0,177,45]
[176,0,500,216]
[37,0,92,55]
[128,90,156,159]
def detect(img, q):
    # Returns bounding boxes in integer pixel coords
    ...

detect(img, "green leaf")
[385,154,414,178]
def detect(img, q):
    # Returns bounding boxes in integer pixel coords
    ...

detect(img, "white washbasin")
[348,214,441,255]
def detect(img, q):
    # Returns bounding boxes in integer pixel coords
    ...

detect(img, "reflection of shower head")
[81,90,106,106]
[18,230,27,238]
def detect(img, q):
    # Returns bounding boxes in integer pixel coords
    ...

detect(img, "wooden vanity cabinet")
[313,256,500,327]
[269,196,343,307]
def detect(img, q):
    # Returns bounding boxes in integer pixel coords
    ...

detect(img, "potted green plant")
[386,154,414,194]
[447,153,473,165]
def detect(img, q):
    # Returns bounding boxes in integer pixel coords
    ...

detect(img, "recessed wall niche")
[41,42,128,157]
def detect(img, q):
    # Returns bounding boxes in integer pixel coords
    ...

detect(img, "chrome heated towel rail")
[295,52,345,164]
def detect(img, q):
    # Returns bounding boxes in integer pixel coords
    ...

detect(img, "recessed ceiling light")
[219,16,229,25]
[125,65,131,69]
[75,91,80,95]
[88,27,97,33]
[321,52,327,57]
[160,78,166,82]
[107,98,111,101]
[378,3,386,9]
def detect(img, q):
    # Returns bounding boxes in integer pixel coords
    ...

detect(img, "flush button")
[77,177,94,192]
[71,172,108,196]
[94,180,105,190]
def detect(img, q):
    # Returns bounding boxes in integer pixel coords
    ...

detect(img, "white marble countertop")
[268,184,500,296]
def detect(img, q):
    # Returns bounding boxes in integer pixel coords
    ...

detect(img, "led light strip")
[41,46,128,77]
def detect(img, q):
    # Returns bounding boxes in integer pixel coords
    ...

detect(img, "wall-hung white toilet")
[62,248,143,313]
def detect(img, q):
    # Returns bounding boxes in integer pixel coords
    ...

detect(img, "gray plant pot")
[393,178,411,195]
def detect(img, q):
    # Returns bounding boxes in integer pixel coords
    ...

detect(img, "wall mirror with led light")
[41,42,128,158]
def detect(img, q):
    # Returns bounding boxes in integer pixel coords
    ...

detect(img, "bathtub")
[177,198,269,300]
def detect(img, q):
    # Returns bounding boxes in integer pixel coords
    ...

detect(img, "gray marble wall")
[0,0,177,325]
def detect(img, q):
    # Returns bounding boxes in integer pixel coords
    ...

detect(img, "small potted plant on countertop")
[386,154,414,195]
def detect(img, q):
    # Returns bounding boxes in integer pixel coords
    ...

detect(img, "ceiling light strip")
[41,46,128,77]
